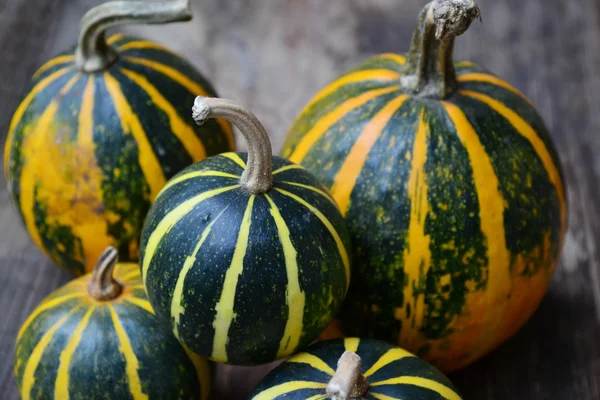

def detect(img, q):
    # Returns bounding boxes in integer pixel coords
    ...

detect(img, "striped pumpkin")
[283,0,567,372]
[15,247,212,400]
[141,98,351,365]
[250,338,462,400]
[5,29,233,276]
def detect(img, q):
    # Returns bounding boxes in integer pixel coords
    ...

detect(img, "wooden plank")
[0,0,599,399]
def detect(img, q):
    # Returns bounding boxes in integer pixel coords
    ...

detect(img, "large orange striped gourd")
[15,247,212,400]
[4,0,233,276]
[283,0,567,372]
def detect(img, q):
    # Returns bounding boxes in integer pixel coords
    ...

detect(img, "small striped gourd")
[4,0,233,276]
[141,97,351,365]
[15,247,211,400]
[283,0,567,372]
[250,338,462,400]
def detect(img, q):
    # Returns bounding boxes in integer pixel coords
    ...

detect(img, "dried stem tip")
[326,351,369,400]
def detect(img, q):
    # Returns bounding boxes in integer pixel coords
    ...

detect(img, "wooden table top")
[1,0,599,399]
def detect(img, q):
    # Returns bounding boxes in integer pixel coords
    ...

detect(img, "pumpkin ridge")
[278,181,338,208]
[157,170,239,199]
[123,55,234,148]
[287,353,336,376]
[103,71,166,199]
[107,304,148,399]
[289,86,400,163]
[252,381,328,400]
[331,94,409,216]
[457,73,532,104]
[32,55,75,80]
[53,307,95,399]
[170,206,227,338]
[119,67,208,161]
[370,376,460,400]
[364,348,414,378]
[265,194,305,358]
[275,187,351,289]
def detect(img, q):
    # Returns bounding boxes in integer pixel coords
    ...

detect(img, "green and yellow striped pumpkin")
[141,98,351,365]
[250,338,462,400]
[15,247,212,400]
[283,0,567,372]
[4,0,233,276]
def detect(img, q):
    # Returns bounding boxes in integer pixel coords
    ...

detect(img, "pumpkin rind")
[250,338,462,399]
[282,54,567,371]
[140,152,351,365]
[5,34,234,276]
[14,262,211,400]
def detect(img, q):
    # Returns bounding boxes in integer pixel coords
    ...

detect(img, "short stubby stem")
[87,246,123,301]
[192,97,273,194]
[326,351,370,400]
[401,0,481,99]
[75,0,192,73]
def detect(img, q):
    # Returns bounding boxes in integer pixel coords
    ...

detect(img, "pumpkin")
[282,0,567,372]
[250,338,461,400]
[4,0,233,276]
[140,97,351,365]
[14,247,212,400]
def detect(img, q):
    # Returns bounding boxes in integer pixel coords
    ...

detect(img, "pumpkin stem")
[192,97,273,194]
[401,0,481,99]
[326,351,370,400]
[87,246,123,301]
[75,0,192,72]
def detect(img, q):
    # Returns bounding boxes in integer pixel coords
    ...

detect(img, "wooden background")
[1,0,599,398]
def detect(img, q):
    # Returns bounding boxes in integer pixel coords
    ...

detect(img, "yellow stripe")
[305,395,327,400]
[128,284,145,290]
[275,188,350,290]
[364,348,414,377]
[104,71,166,200]
[157,170,239,199]
[119,41,173,53]
[33,55,75,79]
[373,53,407,65]
[125,297,155,314]
[455,61,475,68]
[288,353,335,376]
[400,111,432,348]
[18,73,81,256]
[273,164,303,175]
[460,90,567,240]
[109,305,149,400]
[119,270,141,283]
[251,381,327,400]
[4,67,73,175]
[443,102,511,348]
[107,33,124,45]
[265,194,305,357]
[120,68,207,161]
[331,95,408,216]
[279,181,338,208]
[125,56,234,148]
[220,152,247,169]
[171,208,226,337]
[458,73,532,105]
[212,196,255,362]
[142,185,239,284]
[289,86,399,163]
[17,293,84,342]
[302,69,400,113]
[371,377,461,400]
[370,393,396,400]
[54,307,95,399]
[21,309,77,400]
[344,338,359,352]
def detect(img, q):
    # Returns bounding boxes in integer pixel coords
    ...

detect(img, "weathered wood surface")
[1,0,599,398]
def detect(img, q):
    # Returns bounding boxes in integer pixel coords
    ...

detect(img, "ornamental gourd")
[250,338,462,400]
[140,97,351,365]
[5,0,233,276]
[283,0,567,372]
[15,247,211,400]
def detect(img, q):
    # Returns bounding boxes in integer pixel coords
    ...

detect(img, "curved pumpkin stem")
[75,0,192,72]
[87,246,123,301]
[192,97,273,194]
[326,351,369,400]
[401,0,481,99]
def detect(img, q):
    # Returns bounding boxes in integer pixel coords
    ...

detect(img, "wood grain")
[1,0,599,399]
